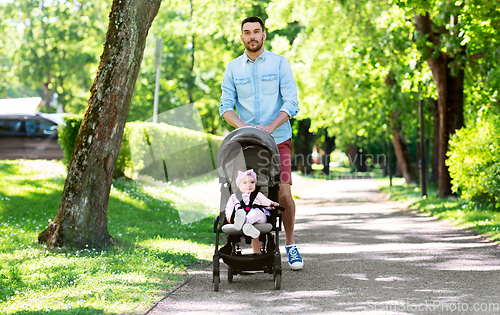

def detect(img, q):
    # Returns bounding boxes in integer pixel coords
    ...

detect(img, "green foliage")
[128,0,261,134]
[2,0,499,201]
[58,114,132,179]
[447,113,500,209]
[0,160,215,314]
[330,149,350,166]
[58,116,222,180]
[0,12,34,99]
[58,114,84,165]
[1,0,271,131]
[397,0,500,125]
[127,122,222,180]
[1,1,110,112]
[267,0,424,151]
[114,124,132,179]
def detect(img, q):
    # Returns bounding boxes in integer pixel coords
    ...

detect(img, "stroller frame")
[213,127,283,291]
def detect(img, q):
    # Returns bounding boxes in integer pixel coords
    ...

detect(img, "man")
[219,16,303,270]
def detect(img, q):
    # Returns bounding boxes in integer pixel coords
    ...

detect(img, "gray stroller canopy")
[217,127,281,188]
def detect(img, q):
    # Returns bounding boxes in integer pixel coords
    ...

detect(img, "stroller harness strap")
[230,188,269,223]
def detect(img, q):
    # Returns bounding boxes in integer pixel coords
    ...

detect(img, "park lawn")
[377,178,500,244]
[0,160,218,315]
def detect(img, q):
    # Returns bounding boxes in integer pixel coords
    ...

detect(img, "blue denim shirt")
[220,49,299,144]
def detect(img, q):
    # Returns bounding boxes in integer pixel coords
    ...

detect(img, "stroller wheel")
[213,254,220,291]
[213,275,220,291]
[274,272,281,290]
[228,266,234,283]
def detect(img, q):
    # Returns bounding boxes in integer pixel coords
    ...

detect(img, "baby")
[225,169,279,253]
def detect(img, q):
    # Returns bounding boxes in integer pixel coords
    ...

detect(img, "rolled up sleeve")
[279,58,299,119]
[220,65,237,118]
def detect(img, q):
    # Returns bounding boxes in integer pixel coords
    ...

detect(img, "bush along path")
[147,178,500,314]
[0,160,217,315]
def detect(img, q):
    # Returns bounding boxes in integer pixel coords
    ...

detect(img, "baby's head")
[236,169,257,193]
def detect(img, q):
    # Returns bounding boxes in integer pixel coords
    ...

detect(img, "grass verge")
[0,160,218,315]
[377,178,500,244]
[298,165,383,181]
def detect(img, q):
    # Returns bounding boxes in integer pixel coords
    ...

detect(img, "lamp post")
[153,36,162,123]
[419,89,427,197]
[388,135,392,187]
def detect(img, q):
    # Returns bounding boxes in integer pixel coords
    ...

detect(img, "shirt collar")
[244,48,268,63]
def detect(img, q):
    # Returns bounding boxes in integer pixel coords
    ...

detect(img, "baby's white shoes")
[233,209,246,230]
[242,224,260,238]
[234,209,260,238]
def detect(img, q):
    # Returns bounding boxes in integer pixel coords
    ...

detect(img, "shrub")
[115,123,132,178]
[58,114,131,178]
[58,114,84,165]
[58,117,222,180]
[330,149,351,166]
[127,122,222,181]
[447,113,500,209]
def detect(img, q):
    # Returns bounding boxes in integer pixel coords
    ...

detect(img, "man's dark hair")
[241,16,265,32]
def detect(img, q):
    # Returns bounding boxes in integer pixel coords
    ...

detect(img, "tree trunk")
[346,144,366,172]
[428,57,464,196]
[42,74,52,109]
[395,161,403,178]
[384,72,417,181]
[38,0,162,248]
[429,98,439,183]
[414,12,465,197]
[391,113,419,184]
[291,119,314,175]
[322,132,335,176]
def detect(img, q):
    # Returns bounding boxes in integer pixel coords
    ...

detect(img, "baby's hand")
[270,201,279,208]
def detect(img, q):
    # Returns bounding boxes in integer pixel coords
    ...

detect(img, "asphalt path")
[147,178,500,314]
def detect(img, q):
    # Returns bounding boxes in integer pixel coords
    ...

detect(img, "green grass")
[0,160,217,315]
[377,178,500,243]
[306,164,383,180]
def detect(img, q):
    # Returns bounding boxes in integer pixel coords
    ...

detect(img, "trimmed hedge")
[447,113,500,209]
[127,122,222,181]
[58,116,222,180]
[58,115,84,165]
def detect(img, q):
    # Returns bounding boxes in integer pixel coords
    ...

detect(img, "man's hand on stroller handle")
[255,125,275,134]
[269,202,285,213]
[255,112,291,134]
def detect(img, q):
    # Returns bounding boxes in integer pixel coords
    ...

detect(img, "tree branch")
[469,54,485,60]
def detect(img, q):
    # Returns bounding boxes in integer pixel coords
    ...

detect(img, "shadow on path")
[148,179,500,314]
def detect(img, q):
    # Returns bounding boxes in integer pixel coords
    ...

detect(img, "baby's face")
[239,175,256,193]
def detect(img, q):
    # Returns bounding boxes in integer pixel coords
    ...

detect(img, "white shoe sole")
[242,224,260,239]
[233,210,246,230]
[289,261,303,270]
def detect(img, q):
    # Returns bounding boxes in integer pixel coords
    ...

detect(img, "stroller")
[213,127,284,291]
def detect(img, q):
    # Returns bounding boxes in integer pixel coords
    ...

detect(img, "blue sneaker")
[285,244,303,270]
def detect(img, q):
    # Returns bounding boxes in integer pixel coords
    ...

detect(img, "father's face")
[240,22,266,53]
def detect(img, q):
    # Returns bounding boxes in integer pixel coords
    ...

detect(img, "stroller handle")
[274,205,285,212]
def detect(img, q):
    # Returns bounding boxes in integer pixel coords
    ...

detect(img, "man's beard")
[245,40,263,52]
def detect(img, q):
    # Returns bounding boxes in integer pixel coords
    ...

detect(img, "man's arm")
[222,110,249,129]
[278,57,299,119]
[255,111,290,134]
[220,65,239,121]
[220,63,252,130]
